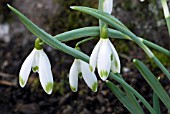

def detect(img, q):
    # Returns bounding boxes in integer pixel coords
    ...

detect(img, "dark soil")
[0,0,170,114]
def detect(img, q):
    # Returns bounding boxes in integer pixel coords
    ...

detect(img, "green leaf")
[153,91,161,114]
[54,26,130,42]
[109,73,156,114]
[106,80,143,114]
[7,4,89,63]
[115,73,144,114]
[133,59,170,110]
[71,6,170,81]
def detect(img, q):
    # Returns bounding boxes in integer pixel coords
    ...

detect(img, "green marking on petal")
[45,82,53,94]
[114,60,118,69]
[92,82,98,92]
[110,54,113,61]
[70,86,77,92]
[78,72,82,78]
[19,75,25,86]
[32,66,39,72]
[100,70,108,78]
[90,65,93,72]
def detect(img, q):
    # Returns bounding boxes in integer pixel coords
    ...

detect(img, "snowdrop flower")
[89,39,120,81]
[89,0,120,81]
[103,0,113,14]
[19,44,53,94]
[69,59,98,92]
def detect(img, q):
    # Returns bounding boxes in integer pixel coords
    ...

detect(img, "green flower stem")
[160,0,170,49]
[109,73,156,114]
[98,0,108,38]
[34,38,43,50]
[54,27,170,57]
[71,6,170,80]
[76,37,96,47]
[160,0,170,34]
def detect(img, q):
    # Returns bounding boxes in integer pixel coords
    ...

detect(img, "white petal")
[89,39,101,72]
[19,49,35,87]
[80,60,98,92]
[109,41,121,73]
[38,50,53,94]
[97,39,112,81]
[69,59,80,92]
[103,0,113,14]
[32,49,40,73]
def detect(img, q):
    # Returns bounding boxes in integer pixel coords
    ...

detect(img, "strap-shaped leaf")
[54,26,170,57]
[106,80,144,114]
[7,4,89,63]
[54,27,129,42]
[115,73,144,114]
[134,59,170,110]
[109,73,156,114]
[153,91,161,114]
[71,6,170,81]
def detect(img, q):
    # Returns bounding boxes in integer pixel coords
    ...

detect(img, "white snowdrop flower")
[103,0,113,14]
[19,48,53,94]
[69,59,98,92]
[89,38,120,81]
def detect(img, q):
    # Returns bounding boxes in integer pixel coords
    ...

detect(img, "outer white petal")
[89,39,101,72]
[109,41,121,73]
[69,59,80,92]
[38,50,53,94]
[19,49,35,87]
[97,39,112,81]
[103,0,113,14]
[80,60,98,92]
[32,49,40,73]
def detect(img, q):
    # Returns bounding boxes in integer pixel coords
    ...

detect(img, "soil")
[0,0,170,114]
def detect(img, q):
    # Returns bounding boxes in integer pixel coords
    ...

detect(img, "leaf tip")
[133,59,137,63]
[70,6,75,9]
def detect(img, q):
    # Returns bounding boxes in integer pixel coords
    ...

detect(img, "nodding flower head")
[89,38,120,81]
[103,0,113,14]
[19,48,53,94]
[69,59,98,92]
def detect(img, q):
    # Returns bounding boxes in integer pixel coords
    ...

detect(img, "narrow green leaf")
[133,59,170,110]
[160,0,170,36]
[153,91,161,114]
[106,80,143,114]
[116,73,144,114]
[109,73,156,114]
[54,26,170,57]
[71,6,170,81]
[54,26,130,42]
[7,4,89,63]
